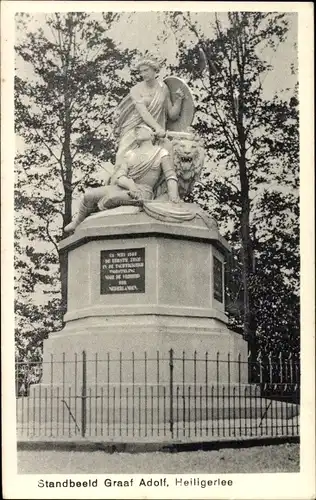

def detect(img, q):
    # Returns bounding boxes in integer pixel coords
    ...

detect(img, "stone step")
[17,416,300,441]
[16,392,299,427]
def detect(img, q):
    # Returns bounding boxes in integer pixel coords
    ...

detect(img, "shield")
[164,76,195,132]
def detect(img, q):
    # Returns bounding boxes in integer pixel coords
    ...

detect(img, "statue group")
[65,54,209,233]
[31,54,248,429]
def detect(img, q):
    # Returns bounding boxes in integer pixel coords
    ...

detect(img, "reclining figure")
[65,124,180,233]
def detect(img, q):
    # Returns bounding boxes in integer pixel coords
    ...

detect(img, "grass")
[18,443,299,474]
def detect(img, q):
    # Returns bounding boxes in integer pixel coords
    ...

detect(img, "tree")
[15,12,137,359]
[161,12,299,359]
[250,90,299,357]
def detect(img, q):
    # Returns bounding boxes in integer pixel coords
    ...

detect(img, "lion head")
[171,133,205,199]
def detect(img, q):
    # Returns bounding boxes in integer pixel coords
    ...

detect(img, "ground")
[18,443,299,474]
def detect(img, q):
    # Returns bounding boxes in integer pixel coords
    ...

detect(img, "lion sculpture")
[171,133,205,199]
[150,131,217,230]
[154,131,205,201]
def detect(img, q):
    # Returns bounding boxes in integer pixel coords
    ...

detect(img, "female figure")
[114,54,184,166]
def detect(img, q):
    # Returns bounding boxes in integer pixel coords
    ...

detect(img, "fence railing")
[16,350,300,441]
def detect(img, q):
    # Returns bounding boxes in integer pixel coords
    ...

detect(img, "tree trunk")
[59,40,73,320]
[239,156,256,376]
[59,106,73,321]
[238,122,257,379]
[235,58,257,373]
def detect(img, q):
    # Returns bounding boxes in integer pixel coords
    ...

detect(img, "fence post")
[169,348,174,438]
[81,350,87,438]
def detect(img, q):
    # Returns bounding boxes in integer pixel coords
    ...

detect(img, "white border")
[1,2,315,499]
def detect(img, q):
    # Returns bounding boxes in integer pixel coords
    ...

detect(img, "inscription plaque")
[100,248,145,294]
[213,256,223,303]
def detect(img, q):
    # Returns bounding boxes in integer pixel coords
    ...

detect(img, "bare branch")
[179,12,201,41]
[198,77,239,157]
[244,79,263,141]
[33,128,62,165]
[46,15,59,45]
[43,218,59,255]
[209,96,241,159]
[225,176,240,193]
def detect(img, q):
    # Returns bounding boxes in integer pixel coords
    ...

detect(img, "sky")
[110,12,298,100]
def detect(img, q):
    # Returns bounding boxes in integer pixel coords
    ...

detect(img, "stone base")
[48,210,248,385]
[42,318,248,386]
[17,382,299,441]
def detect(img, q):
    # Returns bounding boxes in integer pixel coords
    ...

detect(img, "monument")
[23,54,249,434]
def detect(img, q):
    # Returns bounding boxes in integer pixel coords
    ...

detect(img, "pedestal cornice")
[59,210,231,255]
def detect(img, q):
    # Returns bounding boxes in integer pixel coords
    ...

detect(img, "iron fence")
[16,349,300,441]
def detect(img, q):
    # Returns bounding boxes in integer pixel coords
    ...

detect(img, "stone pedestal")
[17,208,254,439]
[41,206,248,385]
